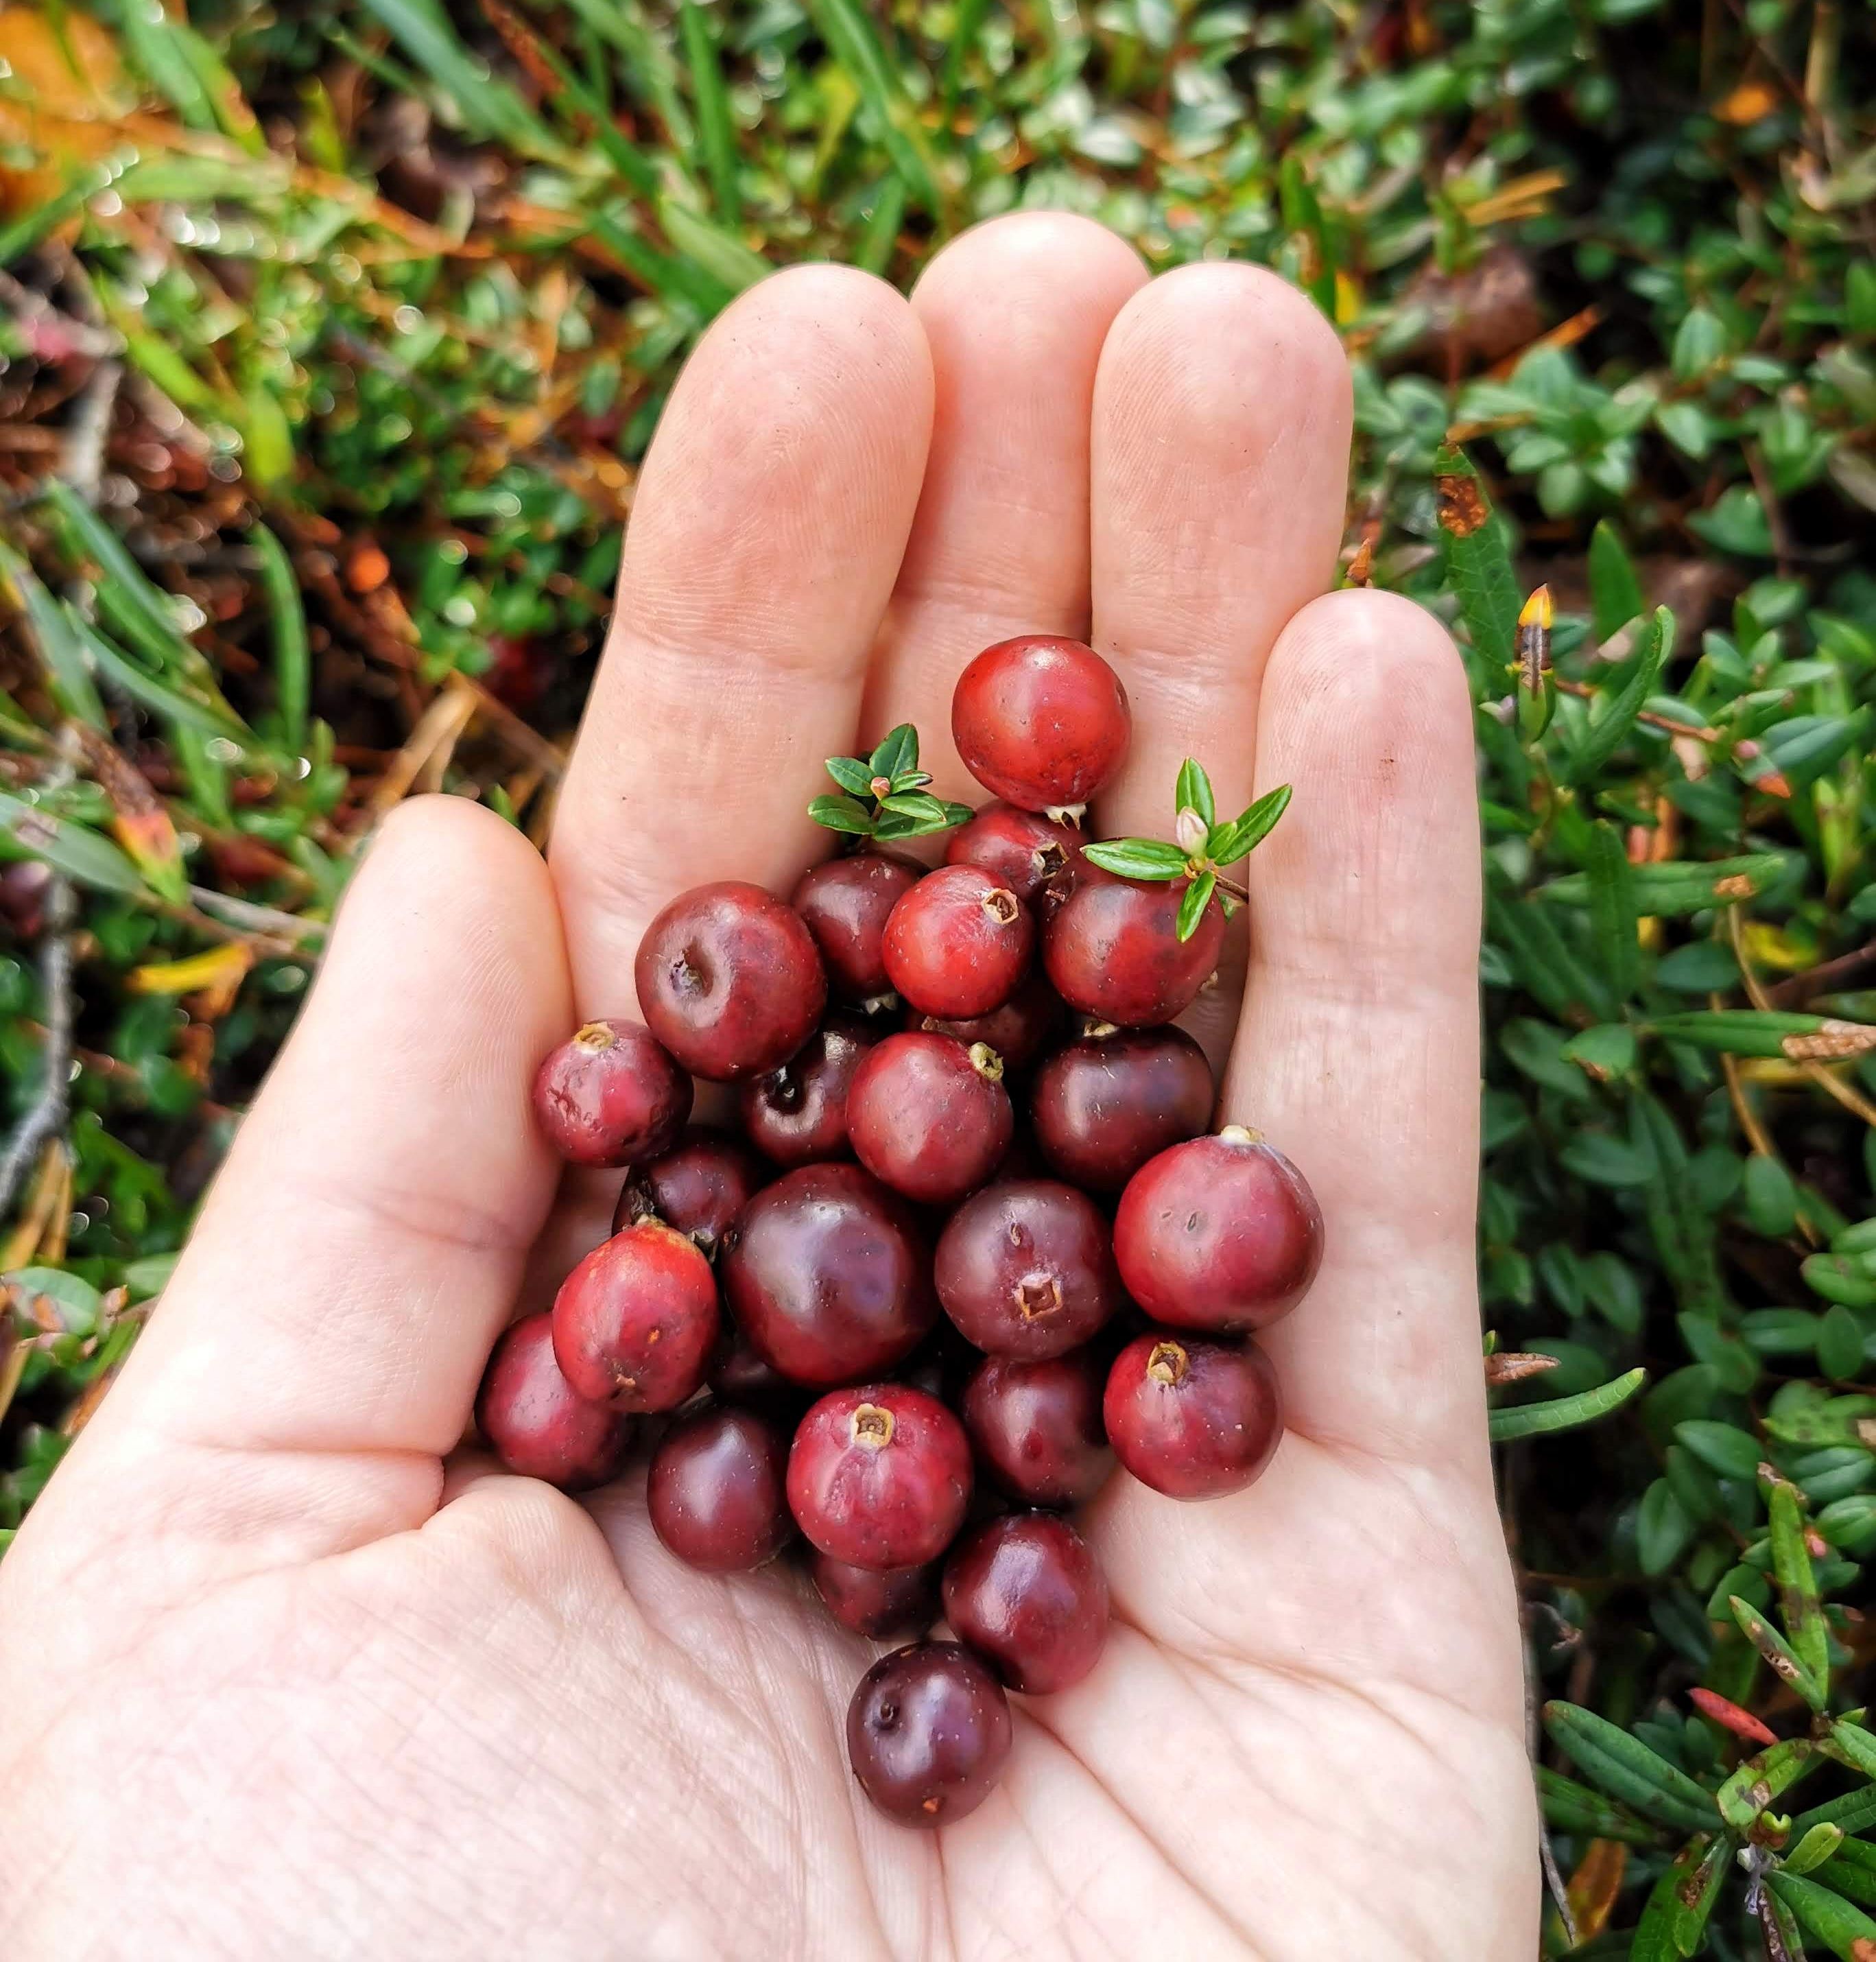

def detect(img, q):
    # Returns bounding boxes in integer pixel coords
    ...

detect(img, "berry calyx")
[934,1178,1121,1360]
[787,1382,972,1570]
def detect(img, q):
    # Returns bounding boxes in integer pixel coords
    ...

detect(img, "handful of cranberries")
[479,633,1324,1828]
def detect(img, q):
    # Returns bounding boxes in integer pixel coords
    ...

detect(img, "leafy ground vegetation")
[0,0,1873,1951]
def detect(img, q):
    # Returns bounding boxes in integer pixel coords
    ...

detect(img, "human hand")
[0,215,1536,1959]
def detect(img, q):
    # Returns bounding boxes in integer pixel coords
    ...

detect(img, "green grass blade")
[678,2,739,222]
[0,790,147,897]
[1491,1367,1646,1442]
[0,541,106,729]
[1583,820,1639,1002]
[854,174,907,275]
[360,0,571,162]
[803,0,941,215]
[1541,1699,1722,1832]
[250,528,309,752]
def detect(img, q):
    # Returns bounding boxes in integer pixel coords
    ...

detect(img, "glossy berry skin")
[848,1032,1014,1207]
[1043,863,1224,1028]
[792,853,921,1002]
[1031,1027,1214,1193]
[912,968,1062,1074]
[707,1319,807,1417]
[1113,1128,1325,1332]
[634,881,827,1081]
[787,1384,972,1570]
[738,1014,876,1168]
[941,1511,1109,1694]
[882,865,1034,1020]
[934,1179,1121,1360]
[551,1222,720,1413]
[614,1126,765,1254]
[810,1551,940,1642]
[720,1163,936,1387]
[846,1642,1012,1828]
[960,1351,1114,1509]
[532,1019,692,1168]
[648,1404,793,1573]
[945,804,1080,906]
[1104,1332,1282,1500]
[951,636,1131,814]
[476,1313,632,1492]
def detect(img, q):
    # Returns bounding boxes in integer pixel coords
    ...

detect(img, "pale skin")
[0,216,1538,1958]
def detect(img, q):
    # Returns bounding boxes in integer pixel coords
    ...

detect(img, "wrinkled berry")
[476,1312,632,1492]
[720,1163,936,1386]
[934,1179,1121,1360]
[883,864,1034,1021]
[614,1126,765,1254]
[1042,862,1224,1028]
[945,804,1081,906]
[846,1642,1012,1827]
[1113,1127,1324,1332]
[960,1351,1114,1509]
[951,636,1130,815]
[648,1403,794,1572]
[635,881,827,1081]
[532,1019,692,1168]
[551,1221,720,1413]
[792,853,922,1003]
[1104,1332,1282,1500]
[787,1383,972,1569]
[941,1511,1108,1694]
[811,1552,940,1642]
[1031,1027,1214,1192]
[739,1013,877,1167]
[847,1031,1013,1206]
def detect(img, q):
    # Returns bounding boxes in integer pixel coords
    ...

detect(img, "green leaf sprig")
[1080,759,1292,942]
[807,723,974,843]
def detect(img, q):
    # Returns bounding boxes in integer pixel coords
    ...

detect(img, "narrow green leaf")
[1584,820,1641,1001]
[807,793,875,836]
[655,198,770,295]
[1588,519,1646,642]
[1537,853,1792,914]
[1568,606,1676,783]
[0,791,147,897]
[868,723,918,780]
[359,0,571,161]
[1638,1478,1694,1576]
[678,1,739,222]
[803,0,942,213]
[1434,444,1521,674]
[1534,1766,1661,1845]
[1176,870,1217,944]
[854,172,908,276]
[250,527,309,751]
[1788,1823,1849,1876]
[1628,1833,1728,1960]
[1650,1010,1862,1061]
[1827,1719,1876,1782]
[1082,839,1190,882]
[1768,1478,1831,1692]
[1729,1596,1827,1709]
[877,790,950,823]
[1490,1367,1646,1442]
[584,211,734,318]
[1717,1737,1817,1830]
[0,541,106,729]
[73,617,248,742]
[1767,1870,1876,1959]
[1176,759,1215,827]
[824,756,877,797]
[1542,1701,1722,1831]
[1208,784,1293,866]
[1792,1785,1876,1841]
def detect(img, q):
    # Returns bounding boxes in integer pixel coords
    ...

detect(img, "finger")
[70,798,570,1528]
[551,267,934,1010]
[1225,589,1487,1470]
[862,214,1145,796]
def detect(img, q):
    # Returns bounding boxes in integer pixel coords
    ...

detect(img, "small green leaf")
[3,1267,103,1336]
[1208,784,1293,865]
[1805,1255,1876,1310]
[1819,1303,1867,1380]
[888,770,932,793]
[0,791,147,897]
[1175,759,1215,827]
[1082,839,1191,882]
[1534,1766,1661,1845]
[807,793,875,836]
[1742,1155,1801,1237]
[1567,605,1676,783]
[877,790,950,823]
[1674,1420,1763,1481]
[1490,1367,1647,1441]
[1584,820,1641,1001]
[1628,1832,1729,1960]
[1786,1823,1848,1876]
[824,756,877,798]
[1767,1477,1831,1692]
[1827,1719,1876,1782]
[1434,444,1521,674]
[1717,1736,1816,1831]
[1638,1478,1695,1576]
[1541,1701,1723,1832]
[1588,519,1646,641]
[1729,1596,1827,1709]
[1176,871,1216,943]
[1767,1869,1876,1959]
[1652,1011,1863,1063]
[1792,1785,1876,1841]
[250,525,309,751]
[868,724,918,781]
[1538,853,1792,914]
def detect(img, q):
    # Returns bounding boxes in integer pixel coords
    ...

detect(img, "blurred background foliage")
[0,0,1873,1950]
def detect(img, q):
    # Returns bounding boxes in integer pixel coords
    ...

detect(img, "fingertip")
[912,211,1148,324]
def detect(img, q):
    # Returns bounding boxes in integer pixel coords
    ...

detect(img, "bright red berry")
[846,1642,1012,1827]
[941,1511,1109,1694]
[961,1351,1113,1509]
[945,803,1081,905]
[1103,1332,1283,1500]
[951,635,1131,815]
[810,1552,940,1642]
[934,1179,1121,1360]
[476,1312,632,1492]
[882,864,1034,1021]
[614,1126,765,1255]
[551,1221,720,1413]
[738,1013,877,1167]
[847,1031,1014,1206]
[1030,1026,1215,1192]
[1042,861,1224,1028]
[647,1403,794,1573]
[719,1163,936,1386]
[787,1384,972,1570]
[792,853,921,1003]
[635,881,827,1081]
[532,1019,691,1168]
[1113,1127,1324,1332]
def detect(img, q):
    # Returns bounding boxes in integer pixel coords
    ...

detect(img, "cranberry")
[634,881,827,1081]
[476,1312,632,1492]
[810,1551,940,1642]
[648,1403,794,1572]
[720,1163,936,1386]
[614,1126,765,1255]
[935,1179,1121,1360]
[531,1019,692,1168]
[847,1032,1013,1206]
[961,1351,1114,1509]
[551,1222,720,1413]
[911,968,1063,1074]
[1031,1027,1215,1192]
[707,1319,808,1418]
[941,1511,1109,1694]
[738,1014,876,1167]
[1103,1332,1282,1500]
[945,804,1081,906]
[951,635,1130,814]
[846,1642,1012,1826]
[1042,861,1224,1028]
[1113,1127,1324,1332]
[792,853,921,1003]
[882,865,1034,1020]
[787,1384,972,1569]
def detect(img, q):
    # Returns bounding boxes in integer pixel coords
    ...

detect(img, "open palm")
[0,215,1535,1959]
